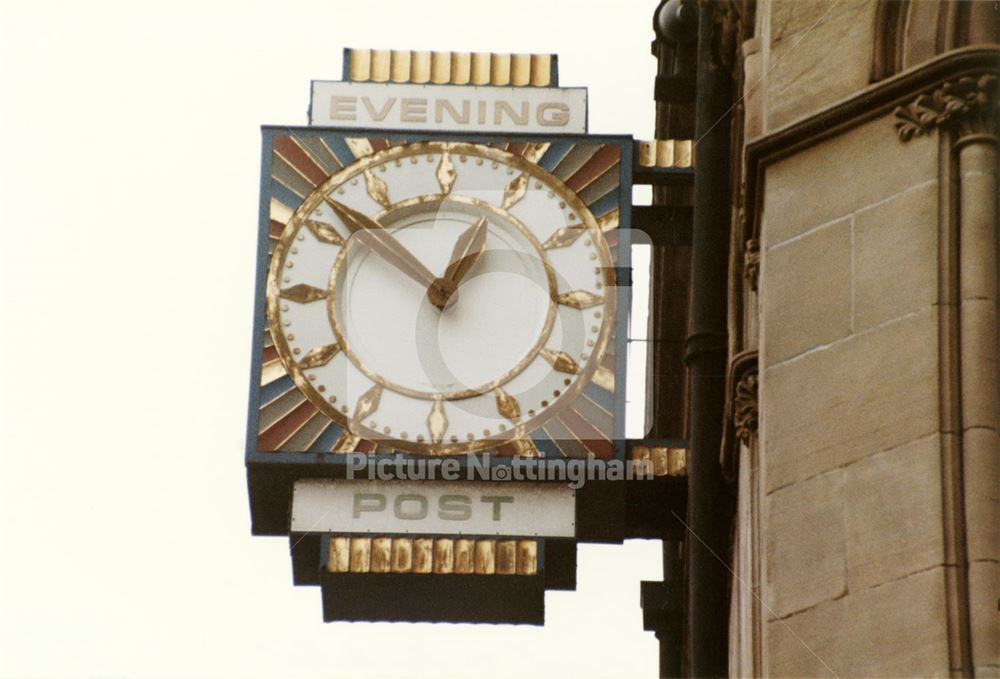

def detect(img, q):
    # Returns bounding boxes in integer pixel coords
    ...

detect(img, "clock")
[259,137,623,458]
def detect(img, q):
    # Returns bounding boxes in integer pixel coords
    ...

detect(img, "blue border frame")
[245,126,634,474]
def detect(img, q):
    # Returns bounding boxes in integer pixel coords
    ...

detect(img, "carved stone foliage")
[743,237,760,293]
[721,351,758,482]
[895,73,999,142]
[733,370,758,446]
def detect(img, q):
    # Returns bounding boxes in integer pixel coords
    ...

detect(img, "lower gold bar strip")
[328,536,350,573]
[496,540,517,575]
[474,539,496,575]
[433,538,454,574]
[370,537,391,573]
[412,538,433,573]
[349,537,371,573]
[516,540,538,575]
[390,537,412,572]
[454,539,474,574]
[326,536,539,575]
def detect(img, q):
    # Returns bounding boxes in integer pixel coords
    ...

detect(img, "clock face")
[263,140,620,456]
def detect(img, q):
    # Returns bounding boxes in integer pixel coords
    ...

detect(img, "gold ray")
[331,431,360,453]
[303,219,344,246]
[520,142,550,163]
[539,348,580,374]
[542,226,586,249]
[427,398,448,445]
[501,172,528,209]
[351,384,383,431]
[510,439,541,457]
[260,361,287,386]
[494,388,521,423]
[298,343,340,369]
[592,366,615,392]
[557,290,604,309]
[597,208,619,232]
[270,198,293,224]
[279,283,328,303]
[345,137,374,158]
[436,149,457,195]
[363,168,391,208]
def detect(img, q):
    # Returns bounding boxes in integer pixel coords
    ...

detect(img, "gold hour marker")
[298,343,340,369]
[427,398,448,445]
[593,366,616,392]
[542,226,586,249]
[597,208,619,232]
[436,150,457,195]
[351,385,383,431]
[557,290,604,309]
[279,283,328,303]
[303,219,345,246]
[363,168,391,208]
[501,172,528,209]
[494,388,521,423]
[539,348,580,374]
[331,431,360,453]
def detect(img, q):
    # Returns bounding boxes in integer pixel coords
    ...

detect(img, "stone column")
[956,121,1000,678]
[896,72,1000,676]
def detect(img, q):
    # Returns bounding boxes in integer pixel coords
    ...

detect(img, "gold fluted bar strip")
[470,52,491,85]
[530,54,552,86]
[430,51,451,83]
[349,537,371,572]
[328,536,350,573]
[370,537,391,573]
[454,539,474,574]
[412,538,433,573]
[410,51,431,83]
[637,139,695,168]
[433,538,454,574]
[516,540,538,575]
[348,49,371,81]
[490,53,511,86]
[389,50,410,82]
[326,536,540,575]
[630,445,688,477]
[391,537,412,572]
[474,539,496,574]
[369,50,391,82]
[510,54,531,86]
[345,49,556,86]
[450,52,471,84]
[496,540,517,575]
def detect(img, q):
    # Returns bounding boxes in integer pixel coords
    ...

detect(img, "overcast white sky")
[0,2,665,677]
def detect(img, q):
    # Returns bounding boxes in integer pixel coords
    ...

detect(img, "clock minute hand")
[323,196,440,287]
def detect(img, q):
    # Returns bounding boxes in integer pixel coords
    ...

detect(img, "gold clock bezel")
[266,141,617,456]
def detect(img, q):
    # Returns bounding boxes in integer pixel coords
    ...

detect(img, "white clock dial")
[267,142,615,455]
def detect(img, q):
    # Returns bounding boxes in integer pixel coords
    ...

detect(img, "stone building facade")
[718,1,998,676]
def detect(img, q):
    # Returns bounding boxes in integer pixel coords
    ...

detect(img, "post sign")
[310,81,588,133]
[291,480,575,537]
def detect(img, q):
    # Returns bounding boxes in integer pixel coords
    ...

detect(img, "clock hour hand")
[425,216,487,310]
[441,216,488,289]
[322,197,454,307]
